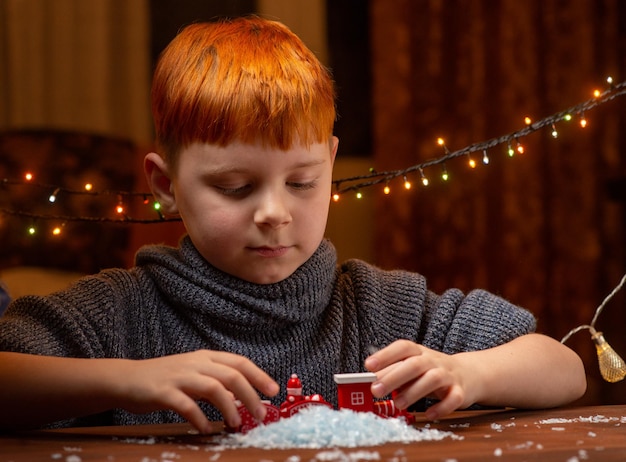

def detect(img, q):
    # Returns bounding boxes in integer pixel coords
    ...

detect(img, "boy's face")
[165,138,338,284]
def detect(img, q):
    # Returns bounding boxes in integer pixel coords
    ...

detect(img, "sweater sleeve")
[0,269,143,358]
[421,288,537,354]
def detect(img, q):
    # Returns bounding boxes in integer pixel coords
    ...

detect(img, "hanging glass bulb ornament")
[591,330,626,383]
[561,273,626,384]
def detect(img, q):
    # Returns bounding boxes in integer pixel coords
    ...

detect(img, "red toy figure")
[279,373,332,418]
[285,374,304,403]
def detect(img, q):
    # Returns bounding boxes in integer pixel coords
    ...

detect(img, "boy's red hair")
[151,16,336,166]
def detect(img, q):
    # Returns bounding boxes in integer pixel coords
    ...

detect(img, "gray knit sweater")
[0,237,535,428]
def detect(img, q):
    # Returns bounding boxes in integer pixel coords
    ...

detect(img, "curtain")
[0,0,151,146]
[371,0,626,404]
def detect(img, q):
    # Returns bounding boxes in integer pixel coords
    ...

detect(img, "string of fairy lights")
[2,77,625,232]
[332,76,625,198]
[0,177,169,224]
[2,77,626,382]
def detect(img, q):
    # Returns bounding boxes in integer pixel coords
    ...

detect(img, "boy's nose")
[253,190,292,228]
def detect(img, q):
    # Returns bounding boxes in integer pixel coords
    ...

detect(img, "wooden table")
[2,405,626,461]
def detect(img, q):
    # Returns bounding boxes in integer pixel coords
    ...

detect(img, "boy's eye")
[215,184,252,196]
[288,180,317,191]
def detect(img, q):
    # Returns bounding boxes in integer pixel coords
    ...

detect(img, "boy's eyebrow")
[290,159,328,169]
[203,159,328,176]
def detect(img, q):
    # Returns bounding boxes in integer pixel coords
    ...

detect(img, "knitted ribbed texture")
[0,236,535,428]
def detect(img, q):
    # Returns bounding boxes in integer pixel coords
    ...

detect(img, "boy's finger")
[165,391,214,433]
[201,358,276,422]
[424,386,464,420]
[365,340,423,371]
[211,351,279,397]
[204,388,244,428]
[370,359,420,398]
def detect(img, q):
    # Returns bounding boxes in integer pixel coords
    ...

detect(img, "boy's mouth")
[250,246,290,258]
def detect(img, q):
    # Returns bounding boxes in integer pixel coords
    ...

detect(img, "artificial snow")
[538,415,626,425]
[215,406,461,450]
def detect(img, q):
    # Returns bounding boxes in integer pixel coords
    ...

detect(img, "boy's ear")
[144,152,179,215]
[330,136,339,165]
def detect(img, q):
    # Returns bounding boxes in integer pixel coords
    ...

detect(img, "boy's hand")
[116,350,279,433]
[364,340,472,420]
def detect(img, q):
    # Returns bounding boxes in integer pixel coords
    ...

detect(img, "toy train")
[228,372,415,433]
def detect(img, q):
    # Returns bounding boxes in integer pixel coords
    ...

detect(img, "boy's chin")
[238,259,308,285]
[241,269,297,285]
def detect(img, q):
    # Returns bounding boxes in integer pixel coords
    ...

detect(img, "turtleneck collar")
[135,236,338,329]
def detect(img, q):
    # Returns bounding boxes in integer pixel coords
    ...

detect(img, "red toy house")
[334,372,415,424]
[333,372,377,413]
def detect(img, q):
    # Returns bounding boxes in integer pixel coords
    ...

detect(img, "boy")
[0,17,585,434]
